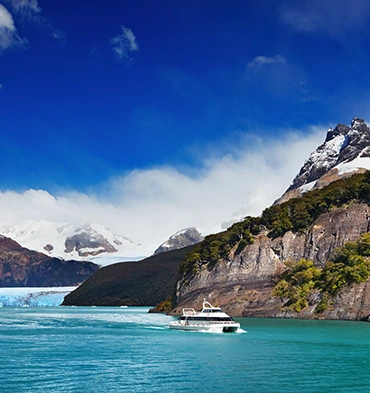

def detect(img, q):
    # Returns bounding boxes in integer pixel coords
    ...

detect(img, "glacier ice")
[0,287,77,307]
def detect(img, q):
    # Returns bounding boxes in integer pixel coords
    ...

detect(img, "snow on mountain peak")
[154,227,203,255]
[351,117,365,129]
[276,117,370,204]
[0,220,146,265]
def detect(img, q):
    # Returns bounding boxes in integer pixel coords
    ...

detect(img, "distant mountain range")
[0,221,145,264]
[0,221,204,289]
[0,221,204,266]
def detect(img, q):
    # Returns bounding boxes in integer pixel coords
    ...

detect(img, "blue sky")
[0,0,369,247]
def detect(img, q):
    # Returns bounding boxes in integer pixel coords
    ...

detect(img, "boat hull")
[169,322,240,333]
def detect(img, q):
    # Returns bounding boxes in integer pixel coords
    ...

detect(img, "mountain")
[173,172,370,320]
[154,227,203,254]
[171,118,370,320]
[0,221,146,264]
[277,117,370,204]
[62,245,196,306]
[0,235,99,286]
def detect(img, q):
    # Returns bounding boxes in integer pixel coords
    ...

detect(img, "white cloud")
[52,28,66,45]
[280,0,370,37]
[4,0,65,45]
[0,3,26,52]
[110,25,139,63]
[0,3,14,28]
[245,54,312,100]
[247,55,287,68]
[0,127,325,254]
[5,0,41,19]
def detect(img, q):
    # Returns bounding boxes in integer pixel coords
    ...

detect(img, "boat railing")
[182,308,196,315]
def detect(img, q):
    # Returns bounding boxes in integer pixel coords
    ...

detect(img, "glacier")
[0,287,77,307]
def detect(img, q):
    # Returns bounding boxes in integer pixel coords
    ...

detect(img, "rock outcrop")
[64,223,118,257]
[172,203,370,320]
[0,235,99,287]
[154,227,203,255]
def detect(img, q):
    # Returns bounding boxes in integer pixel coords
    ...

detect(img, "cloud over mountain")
[0,128,324,252]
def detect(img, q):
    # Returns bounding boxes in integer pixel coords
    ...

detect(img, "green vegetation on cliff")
[273,233,370,313]
[62,245,195,306]
[180,171,370,278]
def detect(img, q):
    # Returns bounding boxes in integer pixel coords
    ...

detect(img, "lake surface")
[1,307,370,392]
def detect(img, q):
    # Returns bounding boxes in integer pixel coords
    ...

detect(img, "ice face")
[0,287,76,307]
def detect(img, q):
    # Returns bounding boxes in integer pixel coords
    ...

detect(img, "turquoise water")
[1,307,370,392]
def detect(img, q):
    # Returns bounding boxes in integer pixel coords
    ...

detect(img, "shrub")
[274,233,370,314]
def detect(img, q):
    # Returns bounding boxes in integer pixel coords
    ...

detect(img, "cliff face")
[173,203,370,320]
[0,235,99,287]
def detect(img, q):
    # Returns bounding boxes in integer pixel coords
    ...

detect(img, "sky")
[0,0,369,251]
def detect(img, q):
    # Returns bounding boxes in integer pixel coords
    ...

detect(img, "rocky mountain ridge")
[277,117,370,203]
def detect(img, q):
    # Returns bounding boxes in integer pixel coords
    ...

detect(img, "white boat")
[169,300,241,333]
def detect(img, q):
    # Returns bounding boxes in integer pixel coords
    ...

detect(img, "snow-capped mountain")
[154,227,203,255]
[0,220,146,265]
[277,117,370,203]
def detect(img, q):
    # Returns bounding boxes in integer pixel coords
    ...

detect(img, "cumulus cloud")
[247,55,287,68]
[0,127,325,254]
[0,3,26,52]
[280,0,370,37]
[110,25,139,63]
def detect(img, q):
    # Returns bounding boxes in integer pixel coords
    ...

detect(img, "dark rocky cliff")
[0,235,99,287]
[173,196,370,320]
